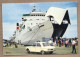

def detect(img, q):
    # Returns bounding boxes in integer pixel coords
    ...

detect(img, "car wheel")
[49,51,53,54]
[41,50,45,55]
[26,49,30,53]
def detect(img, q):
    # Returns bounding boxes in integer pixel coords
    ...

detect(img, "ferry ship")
[10,5,70,45]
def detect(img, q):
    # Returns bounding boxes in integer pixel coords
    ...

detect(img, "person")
[56,39,58,46]
[59,39,62,47]
[48,39,53,46]
[69,39,72,47]
[14,42,18,48]
[10,42,12,46]
[72,38,76,53]
[63,39,65,46]
[61,38,64,46]
[65,40,68,47]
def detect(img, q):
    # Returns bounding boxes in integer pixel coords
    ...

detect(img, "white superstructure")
[14,6,53,45]
[11,6,70,45]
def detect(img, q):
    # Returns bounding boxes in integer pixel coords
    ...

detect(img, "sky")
[2,2,77,40]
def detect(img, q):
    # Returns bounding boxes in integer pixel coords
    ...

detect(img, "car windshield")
[43,43,49,46]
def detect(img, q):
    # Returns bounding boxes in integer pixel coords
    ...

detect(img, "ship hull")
[51,23,68,42]
[15,20,53,45]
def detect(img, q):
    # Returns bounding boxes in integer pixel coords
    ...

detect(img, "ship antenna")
[32,4,36,12]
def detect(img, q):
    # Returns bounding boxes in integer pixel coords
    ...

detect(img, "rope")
[26,27,40,45]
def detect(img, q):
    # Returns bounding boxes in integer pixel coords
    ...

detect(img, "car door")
[36,43,41,52]
[30,44,36,52]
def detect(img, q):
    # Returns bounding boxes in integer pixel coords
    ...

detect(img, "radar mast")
[32,4,36,12]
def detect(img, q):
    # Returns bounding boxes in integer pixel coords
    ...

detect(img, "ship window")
[40,15,41,16]
[23,25,25,29]
[28,27,32,31]
[36,23,38,24]
[36,15,38,16]
[31,23,32,25]
[31,15,33,16]
[22,18,24,19]
[42,15,44,16]
[42,19,45,20]
[36,19,39,20]
[30,19,32,20]
[22,19,27,21]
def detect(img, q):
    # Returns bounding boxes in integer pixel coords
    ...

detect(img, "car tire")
[26,49,30,53]
[49,51,53,54]
[41,50,45,55]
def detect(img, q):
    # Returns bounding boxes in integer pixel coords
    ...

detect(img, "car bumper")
[44,49,54,52]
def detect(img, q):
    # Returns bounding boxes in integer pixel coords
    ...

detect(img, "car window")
[33,43,36,46]
[37,43,41,47]
[43,43,49,46]
[49,43,54,46]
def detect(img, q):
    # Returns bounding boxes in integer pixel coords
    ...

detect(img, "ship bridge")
[23,5,46,17]
[30,12,46,16]
[22,12,46,17]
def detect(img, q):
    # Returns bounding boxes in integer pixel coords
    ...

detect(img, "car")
[25,42,55,55]
[3,43,7,47]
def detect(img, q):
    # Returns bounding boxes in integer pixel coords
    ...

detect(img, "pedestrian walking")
[72,38,76,53]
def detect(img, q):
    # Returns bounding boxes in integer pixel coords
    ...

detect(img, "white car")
[25,42,55,55]
[3,43,7,47]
